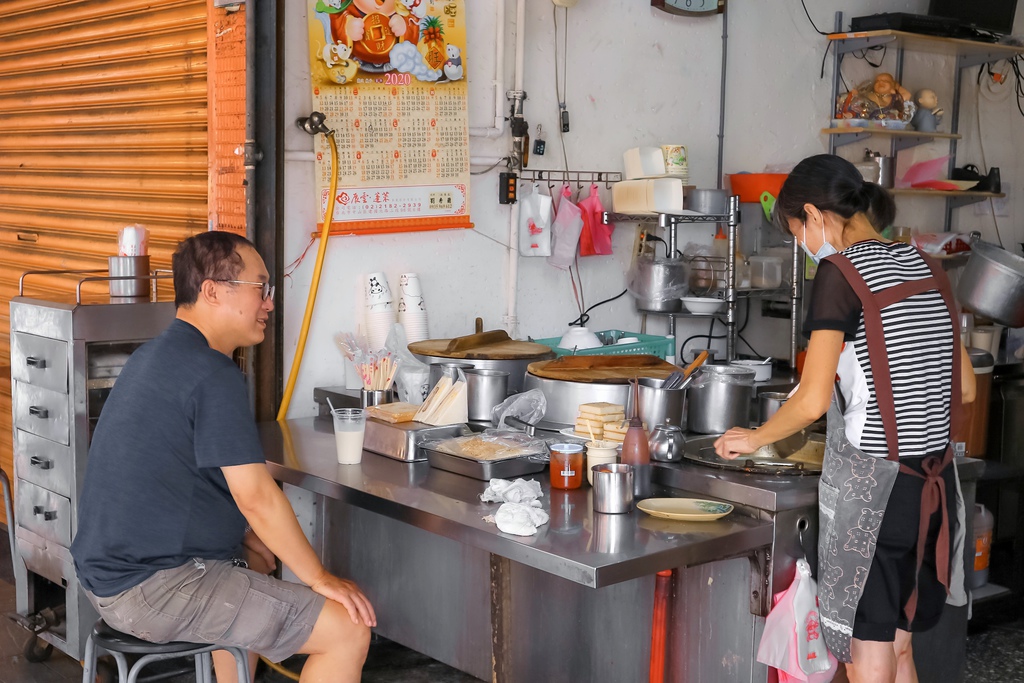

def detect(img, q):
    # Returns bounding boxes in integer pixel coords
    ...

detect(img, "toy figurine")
[836,73,915,123]
[910,89,944,132]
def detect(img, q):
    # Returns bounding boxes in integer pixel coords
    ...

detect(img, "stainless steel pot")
[957,241,1024,328]
[758,391,789,423]
[686,365,755,434]
[464,369,509,422]
[630,257,688,312]
[427,362,473,389]
[414,354,549,394]
[684,188,729,215]
[625,377,686,428]
[523,373,630,427]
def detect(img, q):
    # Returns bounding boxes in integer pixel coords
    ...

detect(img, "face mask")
[801,221,839,264]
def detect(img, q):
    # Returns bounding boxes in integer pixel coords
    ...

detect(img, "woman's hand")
[714,428,760,460]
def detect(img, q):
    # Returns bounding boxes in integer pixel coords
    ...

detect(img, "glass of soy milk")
[332,408,366,464]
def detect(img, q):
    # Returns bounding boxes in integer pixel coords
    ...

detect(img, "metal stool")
[81,619,250,683]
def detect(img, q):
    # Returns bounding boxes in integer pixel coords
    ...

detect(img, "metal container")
[523,373,631,428]
[648,424,686,463]
[592,463,634,514]
[428,362,474,389]
[758,391,790,424]
[414,354,546,394]
[686,365,755,434]
[362,418,463,462]
[108,255,151,299]
[864,149,894,189]
[957,241,1024,328]
[424,447,546,480]
[464,369,510,422]
[684,188,729,215]
[631,257,688,313]
[360,388,394,408]
[625,377,686,428]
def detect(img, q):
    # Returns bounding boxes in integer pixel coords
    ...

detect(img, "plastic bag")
[547,184,584,270]
[518,182,553,257]
[491,389,547,429]
[424,430,549,460]
[383,323,431,405]
[757,559,837,682]
[626,253,689,303]
[578,184,613,256]
[911,232,973,256]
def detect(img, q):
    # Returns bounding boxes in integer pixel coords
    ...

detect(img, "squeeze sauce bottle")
[620,416,650,466]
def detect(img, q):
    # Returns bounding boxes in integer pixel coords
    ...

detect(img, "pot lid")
[527,354,679,383]
[409,330,554,360]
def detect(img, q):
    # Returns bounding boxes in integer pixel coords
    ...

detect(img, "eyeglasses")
[217,280,275,301]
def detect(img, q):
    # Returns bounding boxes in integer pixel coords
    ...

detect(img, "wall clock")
[651,0,724,17]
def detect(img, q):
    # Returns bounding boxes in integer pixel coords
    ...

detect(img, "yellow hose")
[277,131,340,421]
[261,655,301,681]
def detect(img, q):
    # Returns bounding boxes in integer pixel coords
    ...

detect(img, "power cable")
[567,288,628,328]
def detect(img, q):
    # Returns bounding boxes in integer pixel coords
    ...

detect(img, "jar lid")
[967,348,995,371]
[549,442,584,454]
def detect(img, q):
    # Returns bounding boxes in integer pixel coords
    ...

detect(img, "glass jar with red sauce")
[549,443,585,490]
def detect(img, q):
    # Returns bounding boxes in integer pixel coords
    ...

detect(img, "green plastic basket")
[534,330,676,359]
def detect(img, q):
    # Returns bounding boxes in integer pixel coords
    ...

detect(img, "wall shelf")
[827,30,1024,67]
[822,127,960,152]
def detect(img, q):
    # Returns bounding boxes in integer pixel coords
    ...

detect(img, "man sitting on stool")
[71,231,375,682]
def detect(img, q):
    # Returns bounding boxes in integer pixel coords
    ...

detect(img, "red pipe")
[649,569,674,683]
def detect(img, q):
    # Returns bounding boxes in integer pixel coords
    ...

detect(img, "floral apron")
[815,250,967,663]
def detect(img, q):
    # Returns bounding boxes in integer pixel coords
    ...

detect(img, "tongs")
[662,350,709,390]
[503,415,536,437]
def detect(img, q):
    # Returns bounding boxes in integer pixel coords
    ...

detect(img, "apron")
[815,249,967,663]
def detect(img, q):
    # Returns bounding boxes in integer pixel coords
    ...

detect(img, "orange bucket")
[727,173,788,203]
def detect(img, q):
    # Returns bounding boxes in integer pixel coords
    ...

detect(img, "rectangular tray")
[424,446,547,481]
[363,419,464,462]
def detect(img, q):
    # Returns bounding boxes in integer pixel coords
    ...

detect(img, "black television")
[929,0,1018,35]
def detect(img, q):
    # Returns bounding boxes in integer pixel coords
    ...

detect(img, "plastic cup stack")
[397,272,429,343]
[364,272,396,351]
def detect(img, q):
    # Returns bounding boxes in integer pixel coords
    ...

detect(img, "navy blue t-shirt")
[71,319,265,597]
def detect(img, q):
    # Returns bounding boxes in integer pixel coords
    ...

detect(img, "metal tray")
[363,419,465,462]
[424,446,547,480]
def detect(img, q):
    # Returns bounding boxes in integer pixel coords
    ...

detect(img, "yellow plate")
[637,498,733,521]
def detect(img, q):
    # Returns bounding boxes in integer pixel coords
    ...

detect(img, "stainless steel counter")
[260,418,773,588]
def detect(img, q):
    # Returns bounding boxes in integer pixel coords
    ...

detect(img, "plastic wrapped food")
[425,430,549,461]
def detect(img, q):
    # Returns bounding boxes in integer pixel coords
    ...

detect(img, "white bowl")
[681,297,725,315]
[731,359,772,382]
[558,326,603,350]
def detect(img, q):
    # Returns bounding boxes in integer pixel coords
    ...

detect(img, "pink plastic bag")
[578,184,613,256]
[757,559,837,682]
[547,184,584,270]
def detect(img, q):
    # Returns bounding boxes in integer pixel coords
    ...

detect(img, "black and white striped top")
[811,241,955,458]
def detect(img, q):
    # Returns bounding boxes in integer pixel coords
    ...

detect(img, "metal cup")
[592,463,634,514]
[464,368,509,422]
[108,255,151,299]
[758,391,790,424]
[360,388,394,408]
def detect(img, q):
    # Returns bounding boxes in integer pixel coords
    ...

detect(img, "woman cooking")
[714,154,976,683]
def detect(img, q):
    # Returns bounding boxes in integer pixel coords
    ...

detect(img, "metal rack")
[519,169,622,189]
[604,195,802,367]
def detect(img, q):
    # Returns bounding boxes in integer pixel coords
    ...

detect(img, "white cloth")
[480,478,542,504]
[491,502,549,536]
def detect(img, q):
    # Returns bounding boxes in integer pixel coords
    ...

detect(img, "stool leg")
[80,633,97,683]
[126,653,159,683]
[109,651,130,683]
[230,647,251,683]
[197,651,213,683]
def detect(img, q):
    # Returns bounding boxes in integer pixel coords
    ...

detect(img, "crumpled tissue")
[480,478,548,536]
[480,478,542,504]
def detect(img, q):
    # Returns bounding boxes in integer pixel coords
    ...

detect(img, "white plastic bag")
[756,559,837,681]
[490,389,547,429]
[383,324,431,405]
[518,182,553,257]
[547,184,584,270]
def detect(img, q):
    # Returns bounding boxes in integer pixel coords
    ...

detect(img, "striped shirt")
[809,241,954,458]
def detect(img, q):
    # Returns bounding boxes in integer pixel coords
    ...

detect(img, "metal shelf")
[603,212,731,226]
[971,582,1012,604]
[822,127,960,152]
[827,30,1024,67]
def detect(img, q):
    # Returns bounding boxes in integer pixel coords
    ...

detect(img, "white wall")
[279,0,1024,417]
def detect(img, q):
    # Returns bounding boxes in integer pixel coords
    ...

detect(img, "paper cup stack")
[397,272,429,343]
[364,272,396,351]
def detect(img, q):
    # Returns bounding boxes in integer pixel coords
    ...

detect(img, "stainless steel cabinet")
[9,296,174,660]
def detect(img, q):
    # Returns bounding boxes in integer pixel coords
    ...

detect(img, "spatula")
[773,428,809,458]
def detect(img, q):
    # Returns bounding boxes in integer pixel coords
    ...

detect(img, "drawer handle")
[28,406,49,419]
[25,356,47,369]
[32,506,56,521]
[29,456,53,470]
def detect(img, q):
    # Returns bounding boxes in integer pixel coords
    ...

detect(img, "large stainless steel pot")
[630,257,688,313]
[684,188,728,215]
[625,377,686,428]
[413,354,543,394]
[523,373,630,427]
[686,365,755,434]
[957,241,1024,328]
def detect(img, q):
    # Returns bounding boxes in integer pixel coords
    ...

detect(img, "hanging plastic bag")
[518,182,553,257]
[547,184,584,270]
[578,183,613,256]
[383,323,431,405]
[756,559,837,682]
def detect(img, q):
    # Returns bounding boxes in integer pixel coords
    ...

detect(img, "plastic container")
[970,503,994,589]
[727,173,788,203]
[535,330,675,360]
[623,147,667,179]
[611,178,684,214]
[549,443,584,490]
[749,255,783,289]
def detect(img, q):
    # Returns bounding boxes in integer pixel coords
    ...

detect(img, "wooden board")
[527,355,679,383]
[409,331,553,360]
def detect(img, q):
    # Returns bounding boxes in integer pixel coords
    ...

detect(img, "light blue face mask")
[801,221,838,264]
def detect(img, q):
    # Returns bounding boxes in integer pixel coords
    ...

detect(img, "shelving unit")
[604,195,802,367]
[826,21,1024,228]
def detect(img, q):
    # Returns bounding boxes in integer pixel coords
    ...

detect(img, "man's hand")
[713,427,759,460]
[242,528,276,575]
[310,571,377,628]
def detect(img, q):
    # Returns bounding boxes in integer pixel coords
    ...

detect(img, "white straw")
[326,397,337,412]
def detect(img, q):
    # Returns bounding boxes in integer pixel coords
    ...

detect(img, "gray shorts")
[86,559,326,663]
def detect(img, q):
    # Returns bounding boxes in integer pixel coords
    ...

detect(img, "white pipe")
[471,155,505,166]
[502,0,526,338]
[469,0,506,138]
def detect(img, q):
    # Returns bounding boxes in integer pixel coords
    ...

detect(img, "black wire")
[819,40,832,80]
[800,0,828,35]
[738,332,764,358]
[567,289,628,327]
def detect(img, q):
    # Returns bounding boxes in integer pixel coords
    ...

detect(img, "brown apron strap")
[823,253,902,462]
[916,249,964,440]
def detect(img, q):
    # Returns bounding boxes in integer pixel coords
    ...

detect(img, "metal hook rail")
[518,170,622,189]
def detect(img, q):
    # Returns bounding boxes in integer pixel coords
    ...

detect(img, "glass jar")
[549,443,584,490]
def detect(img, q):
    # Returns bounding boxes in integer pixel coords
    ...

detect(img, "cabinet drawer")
[14,430,73,500]
[13,382,70,446]
[11,332,68,395]
[16,479,71,548]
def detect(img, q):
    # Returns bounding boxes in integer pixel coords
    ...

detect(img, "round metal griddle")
[683,435,824,476]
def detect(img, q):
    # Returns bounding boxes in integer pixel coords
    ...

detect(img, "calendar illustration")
[306,0,471,234]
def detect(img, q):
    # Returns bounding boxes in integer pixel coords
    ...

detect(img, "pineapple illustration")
[421,15,446,70]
